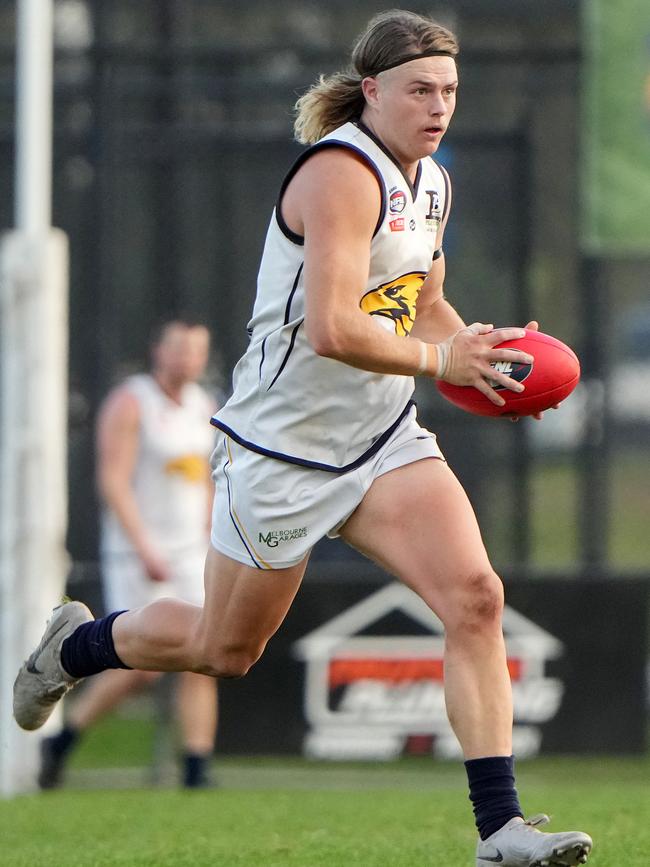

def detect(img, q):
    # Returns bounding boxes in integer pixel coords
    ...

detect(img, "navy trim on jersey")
[266,320,303,391]
[210,400,415,474]
[284,263,304,325]
[433,247,443,261]
[222,455,263,569]
[355,120,422,200]
[413,161,423,198]
[258,335,267,382]
[437,161,451,226]
[275,139,387,245]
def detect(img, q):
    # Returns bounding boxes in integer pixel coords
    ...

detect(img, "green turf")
[3,755,650,866]
[67,714,157,769]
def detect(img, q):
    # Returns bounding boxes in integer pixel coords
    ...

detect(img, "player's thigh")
[339,458,495,620]
[196,544,309,658]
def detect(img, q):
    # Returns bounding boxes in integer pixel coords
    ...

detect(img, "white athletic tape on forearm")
[434,341,450,380]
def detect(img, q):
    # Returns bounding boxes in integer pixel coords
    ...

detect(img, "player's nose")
[429,93,446,115]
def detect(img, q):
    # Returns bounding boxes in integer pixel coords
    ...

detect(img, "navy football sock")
[48,724,80,755]
[465,755,524,840]
[183,752,211,788]
[60,611,132,678]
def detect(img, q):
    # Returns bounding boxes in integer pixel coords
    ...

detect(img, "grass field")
[3,746,650,866]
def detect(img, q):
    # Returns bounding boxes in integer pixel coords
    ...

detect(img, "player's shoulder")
[120,373,155,404]
[288,123,382,191]
[296,141,381,188]
[281,124,383,235]
[99,378,143,424]
[287,150,381,240]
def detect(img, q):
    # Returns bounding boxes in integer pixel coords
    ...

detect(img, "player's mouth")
[424,125,444,137]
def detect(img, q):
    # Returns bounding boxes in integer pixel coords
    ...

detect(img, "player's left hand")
[506,320,559,422]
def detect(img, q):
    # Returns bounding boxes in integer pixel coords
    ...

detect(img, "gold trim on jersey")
[360,271,427,337]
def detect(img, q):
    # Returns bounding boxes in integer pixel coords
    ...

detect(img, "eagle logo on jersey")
[165,454,208,483]
[360,271,427,337]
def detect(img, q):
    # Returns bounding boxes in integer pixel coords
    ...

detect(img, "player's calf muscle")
[113,600,200,670]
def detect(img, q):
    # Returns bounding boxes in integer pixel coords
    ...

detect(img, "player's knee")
[449,570,504,636]
[195,642,261,679]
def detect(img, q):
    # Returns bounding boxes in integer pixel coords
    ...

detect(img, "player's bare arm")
[96,387,169,582]
[283,147,428,375]
[283,147,530,403]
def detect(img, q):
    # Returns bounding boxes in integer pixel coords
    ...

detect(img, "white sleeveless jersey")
[101,373,216,556]
[212,120,450,472]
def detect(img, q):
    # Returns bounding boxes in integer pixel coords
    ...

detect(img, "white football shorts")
[102,544,207,612]
[209,405,444,569]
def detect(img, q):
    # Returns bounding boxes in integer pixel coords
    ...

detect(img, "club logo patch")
[360,271,427,336]
[425,189,442,233]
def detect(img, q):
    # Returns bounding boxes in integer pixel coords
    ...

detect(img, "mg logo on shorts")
[294,583,564,760]
[259,527,308,547]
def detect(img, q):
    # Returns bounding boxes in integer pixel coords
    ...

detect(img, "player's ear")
[361,75,381,108]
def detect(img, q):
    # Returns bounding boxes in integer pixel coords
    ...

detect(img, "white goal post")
[0,0,70,797]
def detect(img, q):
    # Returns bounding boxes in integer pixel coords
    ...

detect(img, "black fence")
[1,0,648,579]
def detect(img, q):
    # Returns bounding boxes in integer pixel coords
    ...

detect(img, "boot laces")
[524,814,551,830]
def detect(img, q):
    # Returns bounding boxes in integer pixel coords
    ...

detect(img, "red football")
[435,329,580,417]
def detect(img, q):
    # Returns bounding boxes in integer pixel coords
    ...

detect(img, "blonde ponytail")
[294,72,366,145]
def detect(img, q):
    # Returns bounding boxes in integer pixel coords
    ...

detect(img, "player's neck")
[152,370,185,404]
[358,115,418,182]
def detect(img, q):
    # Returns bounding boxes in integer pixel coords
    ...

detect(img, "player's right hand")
[438,322,534,406]
[140,547,170,583]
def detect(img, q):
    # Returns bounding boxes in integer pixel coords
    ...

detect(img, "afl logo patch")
[389,190,406,213]
[488,352,533,390]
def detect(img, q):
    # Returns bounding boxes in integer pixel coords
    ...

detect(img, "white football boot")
[14,601,94,731]
[476,814,592,867]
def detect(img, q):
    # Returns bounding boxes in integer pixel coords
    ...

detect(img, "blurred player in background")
[17,10,591,863]
[38,319,219,789]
